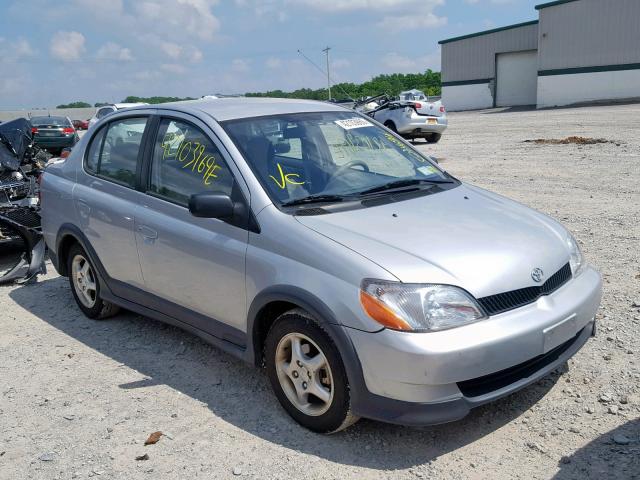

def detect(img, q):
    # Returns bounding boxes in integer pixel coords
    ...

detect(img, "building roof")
[438,20,538,45]
[535,0,580,10]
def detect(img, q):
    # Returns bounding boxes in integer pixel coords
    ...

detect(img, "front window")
[148,118,234,206]
[222,111,453,207]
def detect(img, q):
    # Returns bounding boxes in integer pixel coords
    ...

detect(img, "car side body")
[72,119,89,130]
[40,98,601,429]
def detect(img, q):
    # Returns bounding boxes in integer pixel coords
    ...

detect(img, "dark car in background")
[31,116,78,154]
[72,119,89,130]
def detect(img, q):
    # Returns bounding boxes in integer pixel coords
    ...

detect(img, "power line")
[296,49,353,100]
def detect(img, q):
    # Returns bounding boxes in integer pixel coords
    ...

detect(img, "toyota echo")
[40,98,602,433]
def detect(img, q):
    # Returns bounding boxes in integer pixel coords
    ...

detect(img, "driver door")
[134,114,249,338]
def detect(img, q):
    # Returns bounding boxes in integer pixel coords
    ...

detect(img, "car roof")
[125,97,348,122]
[113,102,148,109]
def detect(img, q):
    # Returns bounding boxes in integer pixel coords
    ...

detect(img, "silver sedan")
[41,97,601,432]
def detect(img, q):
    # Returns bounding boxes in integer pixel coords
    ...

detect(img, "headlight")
[360,280,486,332]
[566,234,585,276]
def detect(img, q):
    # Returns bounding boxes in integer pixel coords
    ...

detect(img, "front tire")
[67,244,119,319]
[265,309,358,433]
[384,120,397,133]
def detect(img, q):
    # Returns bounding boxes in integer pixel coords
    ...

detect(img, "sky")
[0,0,541,109]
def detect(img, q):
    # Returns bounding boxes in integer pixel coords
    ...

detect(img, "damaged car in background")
[356,89,447,143]
[0,118,50,284]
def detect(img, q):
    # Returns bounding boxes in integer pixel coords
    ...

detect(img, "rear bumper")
[397,115,448,136]
[346,266,601,425]
[35,137,76,148]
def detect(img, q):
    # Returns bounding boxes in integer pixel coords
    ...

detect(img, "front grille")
[0,207,41,229]
[457,326,583,398]
[477,263,572,316]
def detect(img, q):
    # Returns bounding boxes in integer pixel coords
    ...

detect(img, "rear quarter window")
[85,126,106,174]
[84,117,148,188]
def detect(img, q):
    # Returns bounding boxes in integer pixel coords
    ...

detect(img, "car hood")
[295,184,571,299]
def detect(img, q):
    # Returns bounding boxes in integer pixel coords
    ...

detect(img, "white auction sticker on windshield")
[334,118,374,130]
[418,165,439,176]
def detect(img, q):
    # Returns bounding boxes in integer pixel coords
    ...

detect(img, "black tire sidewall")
[67,244,105,319]
[265,313,351,433]
[427,133,442,143]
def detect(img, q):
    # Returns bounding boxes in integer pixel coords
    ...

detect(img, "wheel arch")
[55,224,109,285]
[247,285,371,415]
[247,286,343,367]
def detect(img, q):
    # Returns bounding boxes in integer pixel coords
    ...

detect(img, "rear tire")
[265,309,359,433]
[67,244,120,319]
[384,121,397,133]
[426,133,442,143]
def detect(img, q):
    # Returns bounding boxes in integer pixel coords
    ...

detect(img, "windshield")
[222,111,452,206]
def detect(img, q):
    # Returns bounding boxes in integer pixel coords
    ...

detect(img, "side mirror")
[189,193,234,219]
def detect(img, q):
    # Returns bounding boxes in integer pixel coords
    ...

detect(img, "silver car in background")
[369,89,448,143]
[87,102,149,129]
[40,98,601,433]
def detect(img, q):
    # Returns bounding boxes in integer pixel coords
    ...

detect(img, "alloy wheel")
[71,254,97,308]
[274,332,334,416]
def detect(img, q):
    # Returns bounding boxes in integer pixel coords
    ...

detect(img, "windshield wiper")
[281,194,348,207]
[357,178,453,196]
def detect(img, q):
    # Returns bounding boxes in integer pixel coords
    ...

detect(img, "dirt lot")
[1,103,639,480]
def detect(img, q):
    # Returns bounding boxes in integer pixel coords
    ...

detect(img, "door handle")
[137,225,158,239]
[76,199,91,217]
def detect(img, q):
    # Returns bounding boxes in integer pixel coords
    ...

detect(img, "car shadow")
[10,276,562,470]
[553,418,639,479]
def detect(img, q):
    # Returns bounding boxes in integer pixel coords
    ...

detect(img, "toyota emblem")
[531,268,544,283]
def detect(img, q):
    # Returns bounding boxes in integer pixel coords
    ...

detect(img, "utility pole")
[322,46,331,101]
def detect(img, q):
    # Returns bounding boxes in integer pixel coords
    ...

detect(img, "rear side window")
[97,107,113,119]
[85,126,106,173]
[148,118,233,206]
[85,117,147,188]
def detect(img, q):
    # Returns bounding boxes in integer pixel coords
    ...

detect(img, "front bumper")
[347,266,602,425]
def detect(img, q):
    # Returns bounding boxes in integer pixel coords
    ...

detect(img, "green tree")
[121,96,196,104]
[245,70,441,100]
[56,101,92,108]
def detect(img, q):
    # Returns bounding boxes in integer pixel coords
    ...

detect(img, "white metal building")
[439,0,640,110]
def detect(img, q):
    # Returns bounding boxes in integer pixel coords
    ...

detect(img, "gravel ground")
[1,103,639,480]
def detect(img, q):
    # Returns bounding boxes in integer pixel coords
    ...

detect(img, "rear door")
[74,115,151,288]
[134,113,249,337]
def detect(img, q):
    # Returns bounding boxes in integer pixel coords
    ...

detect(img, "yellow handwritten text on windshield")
[270,163,305,189]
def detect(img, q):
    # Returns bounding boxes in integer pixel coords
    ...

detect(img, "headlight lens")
[360,280,486,332]
[566,234,585,276]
